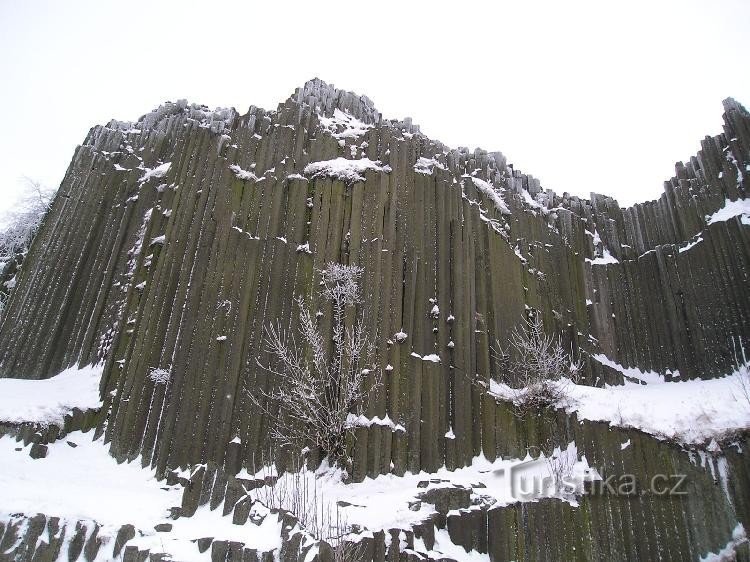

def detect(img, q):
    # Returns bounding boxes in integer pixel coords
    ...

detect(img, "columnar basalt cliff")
[0,79,748,561]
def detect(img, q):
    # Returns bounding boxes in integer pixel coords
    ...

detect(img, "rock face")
[0,79,748,561]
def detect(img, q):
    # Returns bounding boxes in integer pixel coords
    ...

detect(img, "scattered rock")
[29,443,48,459]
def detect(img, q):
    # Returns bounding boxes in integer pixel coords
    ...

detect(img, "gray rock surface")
[0,79,748,561]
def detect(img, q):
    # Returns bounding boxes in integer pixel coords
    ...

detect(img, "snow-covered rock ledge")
[489,356,750,448]
[303,157,391,184]
[0,363,104,428]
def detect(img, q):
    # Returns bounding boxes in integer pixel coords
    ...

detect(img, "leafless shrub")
[252,455,325,537]
[493,311,582,417]
[545,449,577,496]
[249,454,364,559]
[247,262,380,472]
[333,536,366,562]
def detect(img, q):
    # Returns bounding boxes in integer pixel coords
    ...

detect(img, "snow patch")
[490,357,750,446]
[243,445,596,539]
[520,189,547,213]
[700,523,748,562]
[229,164,259,181]
[706,198,750,226]
[471,177,511,215]
[139,162,171,183]
[417,528,490,561]
[586,248,619,266]
[318,109,372,140]
[679,236,703,253]
[0,364,104,426]
[345,414,405,432]
[414,157,447,175]
[0,429,285,559]
[304,158,390,184]
[591,353,667,384]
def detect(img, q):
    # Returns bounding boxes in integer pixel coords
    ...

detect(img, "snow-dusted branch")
[0,178,56,319]
[0,177,54,261]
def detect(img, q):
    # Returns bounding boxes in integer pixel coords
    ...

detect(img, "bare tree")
[0,178,55,320]
[0,177,55,261]
[493,311,582,416]
[247,262,379,472]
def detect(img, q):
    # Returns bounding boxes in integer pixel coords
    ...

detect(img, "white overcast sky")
[0,0,748,218]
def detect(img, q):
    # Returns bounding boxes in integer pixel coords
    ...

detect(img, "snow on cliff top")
[0,363,104,426]
[318,108,372,140]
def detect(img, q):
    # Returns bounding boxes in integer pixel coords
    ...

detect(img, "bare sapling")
[493,311,582,417]
[247,262,380,473]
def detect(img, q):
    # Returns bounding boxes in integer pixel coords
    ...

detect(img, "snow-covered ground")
[3,353,748,558]
[490,354,750,447]
[0,430,179,527]
[0,427,596,560]
[245,441,596,539]
[0,431,281,562]
[0,339,596,558]
[0,363,103,426]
